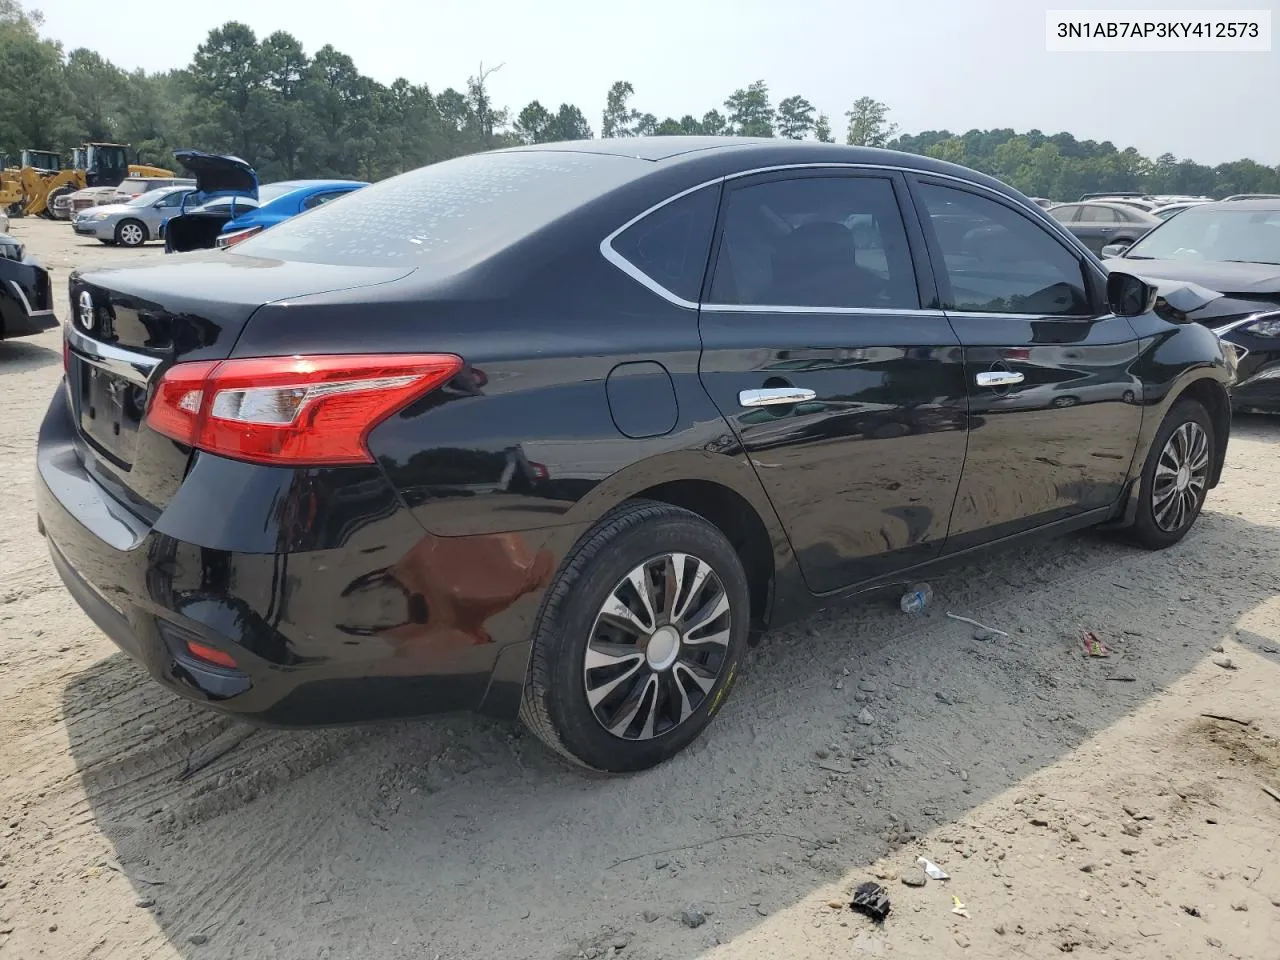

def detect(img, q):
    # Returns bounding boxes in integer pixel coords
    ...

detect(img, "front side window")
[1083,205,1120,223]
[708,176,919,310]
[916,182,1091,316]
[1049,205,1079,223]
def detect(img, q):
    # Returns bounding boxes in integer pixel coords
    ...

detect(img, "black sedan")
[1047,201,1162,255]
[1103,198,1280,413]
[37,139,1233,772]
[0,234,57,343]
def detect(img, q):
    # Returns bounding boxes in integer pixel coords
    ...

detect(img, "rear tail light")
[215,226,262,248]
[184,640,238,669]
[146,354,462,466]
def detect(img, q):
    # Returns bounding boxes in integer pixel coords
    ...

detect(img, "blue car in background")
[216,179,368,248]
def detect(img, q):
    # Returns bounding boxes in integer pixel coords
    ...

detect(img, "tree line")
[3,1,1278,198]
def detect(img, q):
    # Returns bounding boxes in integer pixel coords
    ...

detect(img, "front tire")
[1128,398,1213,549]
[520,500,750,772]
[115,219,147,247]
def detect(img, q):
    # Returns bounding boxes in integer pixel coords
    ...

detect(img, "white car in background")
[0,208,8,234]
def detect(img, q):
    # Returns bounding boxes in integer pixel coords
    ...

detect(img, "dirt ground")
[2,217,1279,960]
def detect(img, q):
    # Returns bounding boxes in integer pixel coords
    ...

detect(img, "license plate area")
[76,359,147,468]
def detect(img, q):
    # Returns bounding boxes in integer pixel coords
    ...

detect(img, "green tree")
[549,104,592,141]
[845,96,897,147]
[724,80,774,137]
[514,100,554,144]
[0,0,73,151]
[814,112,834,143]
[187,22,266,162]
[776,95,815,140]
[602,80,639,138]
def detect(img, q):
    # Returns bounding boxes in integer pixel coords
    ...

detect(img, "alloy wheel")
[583,553,732,741]
[1152,421,1209,533]
[120,223,144,246]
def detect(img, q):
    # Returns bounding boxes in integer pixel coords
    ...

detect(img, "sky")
[30,0,1280,166]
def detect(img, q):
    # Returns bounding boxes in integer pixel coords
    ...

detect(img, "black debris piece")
[850,881,891,922]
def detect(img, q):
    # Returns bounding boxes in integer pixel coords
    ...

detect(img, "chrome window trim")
[599,161,1096,311]
[8,280,55,319]
[700,303,945,317]
[599,176,726,310]
[66,324,162,386]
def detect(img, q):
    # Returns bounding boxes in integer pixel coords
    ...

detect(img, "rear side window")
[1048,205,1078,223]
[708,175,919,310]
[235,152,645,268]
[609,185,719,303]
[916,182,1091,316]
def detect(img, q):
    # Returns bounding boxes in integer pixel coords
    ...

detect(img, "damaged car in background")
[0,232,56,343]
[1103,198,1280,413]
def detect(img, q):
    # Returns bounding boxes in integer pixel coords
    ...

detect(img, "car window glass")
[1048,205,1078,223]
[917,182,1091,316]
[610,184,719,303]
[708,176,919,309]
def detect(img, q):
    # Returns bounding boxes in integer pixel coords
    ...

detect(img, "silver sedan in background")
[71,185,196,247]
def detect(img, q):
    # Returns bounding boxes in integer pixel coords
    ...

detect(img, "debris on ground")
[918,856,949,881]
[951,896,970,918]
[1212,654,1236,670]
[680,907,706,929]
[849,882,891,922]
[946,612,1010,638]
[1082,632,1110,657]
[900,583,933,614]
[1262,785,1280,804]
[901,871,927,887]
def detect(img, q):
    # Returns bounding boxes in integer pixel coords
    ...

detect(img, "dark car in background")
[1103,198,1280,413]
[1048,201,1161,254]
[37,138,1233,773]
[0,233,56,343]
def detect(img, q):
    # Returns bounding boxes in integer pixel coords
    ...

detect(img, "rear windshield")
[233,151,645,268]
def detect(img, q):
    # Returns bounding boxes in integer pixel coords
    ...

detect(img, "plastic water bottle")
[899,583,932,614]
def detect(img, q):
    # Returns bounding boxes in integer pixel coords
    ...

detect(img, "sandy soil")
[1,217,1278,960]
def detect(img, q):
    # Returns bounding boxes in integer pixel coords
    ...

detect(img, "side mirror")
[1106,271,1157,317]
[1100,241,1131,258]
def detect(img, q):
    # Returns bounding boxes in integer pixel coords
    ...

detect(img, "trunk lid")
[66,252,415,516]
[172,150,259,203]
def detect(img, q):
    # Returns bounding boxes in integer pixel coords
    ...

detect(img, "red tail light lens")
[184,640,238,669]
[215,226,262,248]
[146,354,462,466]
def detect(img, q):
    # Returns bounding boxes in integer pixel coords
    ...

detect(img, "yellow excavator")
[6,144,175,218]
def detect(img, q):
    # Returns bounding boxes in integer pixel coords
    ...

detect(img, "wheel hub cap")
[645,625,681,671]
[1152,421,1209,533]
[583,552,733,741]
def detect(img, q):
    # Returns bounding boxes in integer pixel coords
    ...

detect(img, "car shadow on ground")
[0,339,59,372]
[58,499,1279,959]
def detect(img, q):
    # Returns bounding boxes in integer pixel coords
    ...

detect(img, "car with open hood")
[1102,198,1280,413]
[162,150,259,253]
[0,233,56,343]
[37,138,1235,772]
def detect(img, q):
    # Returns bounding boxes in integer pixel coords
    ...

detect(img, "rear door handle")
[738,387,817,407]
[975,371,1024,388]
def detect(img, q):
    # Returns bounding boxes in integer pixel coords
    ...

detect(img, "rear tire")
[1127,398,1214,549]
[520,500,750,773]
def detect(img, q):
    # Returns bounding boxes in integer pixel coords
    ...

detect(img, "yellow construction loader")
[11,143,175,218]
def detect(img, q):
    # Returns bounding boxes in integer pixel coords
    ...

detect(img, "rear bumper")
[35,386,576,725]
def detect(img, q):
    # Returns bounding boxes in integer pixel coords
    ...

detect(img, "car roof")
[505,137,1047,208]
[1180,198,1280,212]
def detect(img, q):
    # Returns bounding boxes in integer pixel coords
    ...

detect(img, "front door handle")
[738,387,817,407]
[975,371,1024,388]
